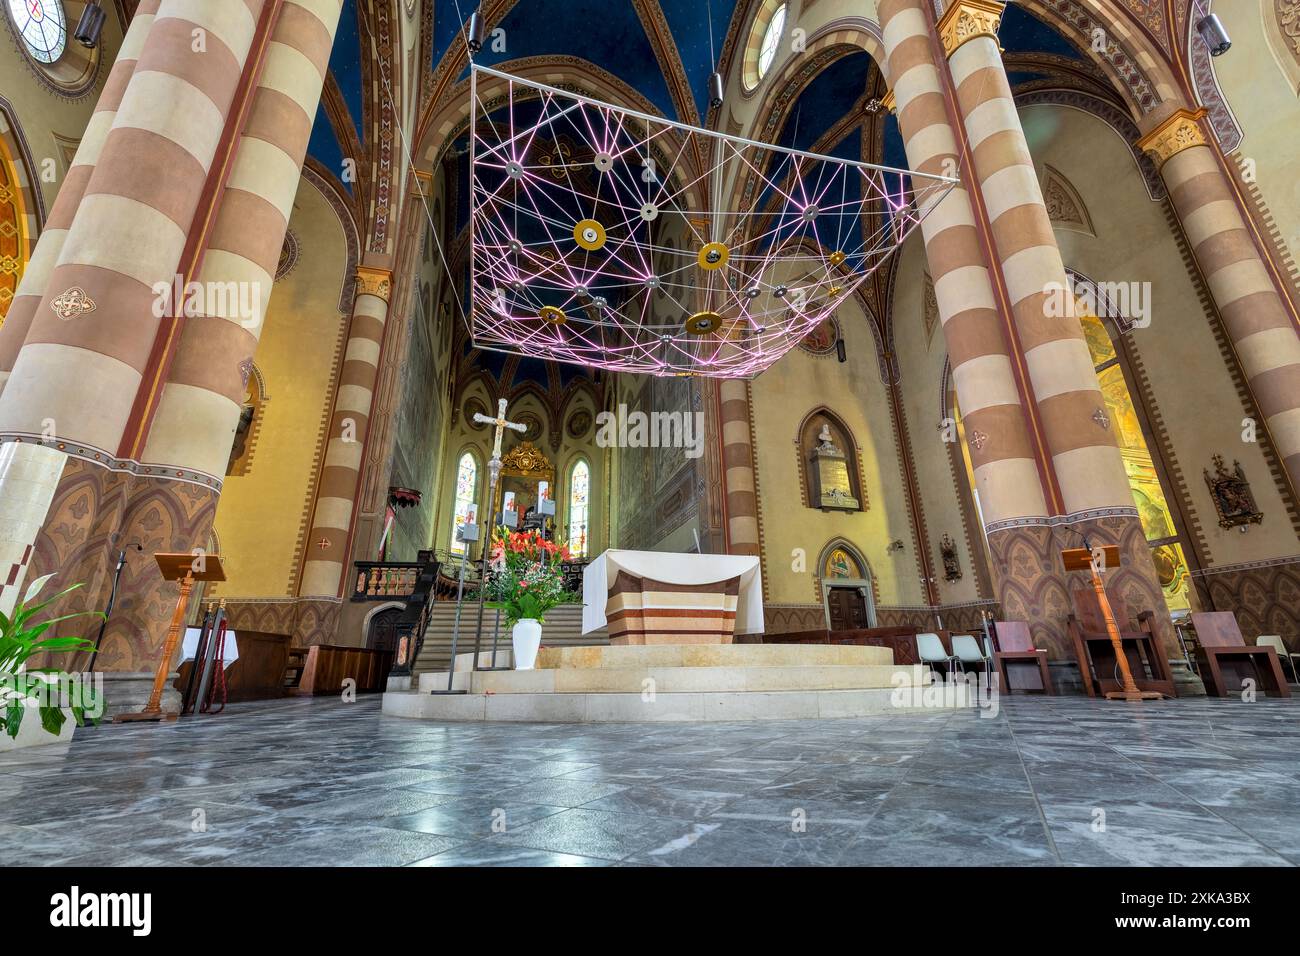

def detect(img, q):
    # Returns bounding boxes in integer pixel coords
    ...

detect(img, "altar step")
[383,684,970,722]
[411,602,607,676]
[385,642,971,722]
[433,663,923,695]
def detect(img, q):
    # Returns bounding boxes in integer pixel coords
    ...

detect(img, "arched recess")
[564,456,591,558]
[814,537,878,629]
[448,447,482,555]
[1014,0,1176,120]
[727,20,887,217]
[795,406,868,512]
[1067,271,1200,613]
[0,96,43,325]
[740,0,790,93]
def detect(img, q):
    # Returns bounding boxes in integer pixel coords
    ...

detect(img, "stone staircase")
[411,601,607,676]
[386,643,969,722]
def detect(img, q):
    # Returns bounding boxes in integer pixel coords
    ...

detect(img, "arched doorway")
[817,540,875,630]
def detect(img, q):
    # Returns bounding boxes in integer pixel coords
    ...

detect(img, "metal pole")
[431,549,470,695]
[87,546,136,672]
[473,456,501,669]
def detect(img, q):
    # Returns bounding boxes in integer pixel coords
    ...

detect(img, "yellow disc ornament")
[574,219,606,251]
[684,311,723,335]
[697,242,729,271]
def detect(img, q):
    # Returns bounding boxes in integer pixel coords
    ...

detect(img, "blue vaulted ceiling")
[432,0,741,121]
[309,0,365,189]
[308,2,1085,190]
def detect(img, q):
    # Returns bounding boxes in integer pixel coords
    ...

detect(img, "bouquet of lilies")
[484,528,576,626]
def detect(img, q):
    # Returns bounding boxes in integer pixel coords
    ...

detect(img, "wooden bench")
[1191,611,1291,699]
[992,621,1053,694]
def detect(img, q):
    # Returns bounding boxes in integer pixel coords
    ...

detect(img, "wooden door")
[827,586,869,631]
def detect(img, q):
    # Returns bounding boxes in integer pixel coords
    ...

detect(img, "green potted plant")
[1,574,104,750]
[484,529,576,670]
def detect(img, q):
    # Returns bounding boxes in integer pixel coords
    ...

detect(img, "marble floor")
[2,694,1298,866]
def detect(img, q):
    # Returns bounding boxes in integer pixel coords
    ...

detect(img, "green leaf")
[3,700,22,739]
[39,705,66,736]
[21,573,57,605]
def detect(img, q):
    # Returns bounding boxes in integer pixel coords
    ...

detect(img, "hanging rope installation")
[466,65,956,378]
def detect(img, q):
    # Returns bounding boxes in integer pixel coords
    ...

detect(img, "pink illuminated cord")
[467,67,954,377]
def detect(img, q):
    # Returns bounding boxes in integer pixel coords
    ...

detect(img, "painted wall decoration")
[1203,454,1264,531]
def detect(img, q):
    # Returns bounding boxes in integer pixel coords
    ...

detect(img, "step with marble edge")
[383,682,970,722]
[535,643,895,669]
[467,663,926,694]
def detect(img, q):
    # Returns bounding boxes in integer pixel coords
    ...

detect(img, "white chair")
[916,632,958,678]
[1255,635,1300,684]
[951,633,991,677]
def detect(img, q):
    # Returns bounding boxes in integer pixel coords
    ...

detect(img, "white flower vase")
[512,618,543,670]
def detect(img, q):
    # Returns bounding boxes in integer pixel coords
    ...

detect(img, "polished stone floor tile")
[2,694,1298,866]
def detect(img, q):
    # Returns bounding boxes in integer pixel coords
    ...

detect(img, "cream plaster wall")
[210,175,348,596]
[1211,0,1300,269]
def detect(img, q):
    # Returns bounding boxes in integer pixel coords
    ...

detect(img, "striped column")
[1139,110,1300,494]
[937,1,1186,671]
[719,378,759,556]
[942,0,1132,516]
[143,0,345,477]
[880,0,1048,529]
[0,0,266,453]
[299,267,391,596]
[0,0,160,394]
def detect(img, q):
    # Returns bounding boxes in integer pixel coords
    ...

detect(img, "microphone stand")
[87,543,141,672]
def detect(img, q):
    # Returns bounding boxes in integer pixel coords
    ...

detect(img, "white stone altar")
[581,549,763,643]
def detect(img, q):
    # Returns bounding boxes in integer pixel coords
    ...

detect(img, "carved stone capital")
[354,266,393,302]
[881,89,896,114]
[1135,108,1208,168]
[937,0,1005,58]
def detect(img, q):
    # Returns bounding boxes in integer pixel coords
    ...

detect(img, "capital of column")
[880,89,896,114]
[1135,108,1209,169]
[937,0,1005,58]
[354,266,393,302]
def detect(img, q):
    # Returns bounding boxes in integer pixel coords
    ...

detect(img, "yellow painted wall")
[750,293,926,610]
[210,175,348,596]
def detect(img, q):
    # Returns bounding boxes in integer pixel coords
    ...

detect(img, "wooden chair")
[991,621,1053,694]
[1191,612,1291,698]
[1067,587,1174,698]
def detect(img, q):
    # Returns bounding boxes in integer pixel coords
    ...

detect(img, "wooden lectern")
[1061,546,1162,701]
[117,552,226,723]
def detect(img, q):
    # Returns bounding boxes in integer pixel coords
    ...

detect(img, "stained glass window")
[1081,314,1191,612]
[567,459,589,558]
[450,452,478,554]
[7,0,67,64]
[757,4,787,81]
